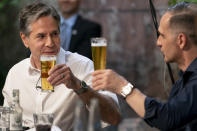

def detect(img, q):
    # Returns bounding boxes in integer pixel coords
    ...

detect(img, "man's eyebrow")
[35,33,45,37]
[158,30,161,35]
[158,30,164,36]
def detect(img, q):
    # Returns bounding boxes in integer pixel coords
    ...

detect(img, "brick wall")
[79,0,180,118]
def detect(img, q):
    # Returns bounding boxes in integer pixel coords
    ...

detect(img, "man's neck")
[178,47,197,71]
[30,56,41,70]
[62,13,75,19]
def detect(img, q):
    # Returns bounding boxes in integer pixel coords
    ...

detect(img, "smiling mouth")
[42,51,57,55]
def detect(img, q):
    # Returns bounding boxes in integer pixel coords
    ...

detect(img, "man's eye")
[37,34,45,39]
[52,32,59,37]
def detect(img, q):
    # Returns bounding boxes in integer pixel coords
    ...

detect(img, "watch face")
[81,81,88,89]
[76,81,88,95]
[121,83,133,98]
[123,86,131,94]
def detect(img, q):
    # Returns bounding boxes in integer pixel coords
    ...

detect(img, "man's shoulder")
[10,58,30,70]
[66,51,93,64]
[65,51,94,77]
[7,58,30,77]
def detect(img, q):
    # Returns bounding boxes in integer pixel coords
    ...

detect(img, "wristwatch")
[75,81,88,95]
[120,83,134,98]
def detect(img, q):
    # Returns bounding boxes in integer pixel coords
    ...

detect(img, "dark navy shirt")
[144,58,197,131]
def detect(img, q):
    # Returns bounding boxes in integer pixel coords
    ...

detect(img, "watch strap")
[75,81,88,95]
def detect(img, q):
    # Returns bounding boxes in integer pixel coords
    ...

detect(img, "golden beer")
[40,55,56,92]
[91,38,107,70]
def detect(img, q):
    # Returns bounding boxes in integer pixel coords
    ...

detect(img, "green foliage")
[0,0,20,9]
[0,0,21,105]
[168,0,197,6]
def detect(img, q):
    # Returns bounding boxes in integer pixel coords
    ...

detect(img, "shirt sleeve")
[98,90,119,105]
[144,79,197,131]
[2,69,13,107]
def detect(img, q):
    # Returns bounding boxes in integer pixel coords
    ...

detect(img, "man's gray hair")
[19,2,60,36]
[167,2,197,45]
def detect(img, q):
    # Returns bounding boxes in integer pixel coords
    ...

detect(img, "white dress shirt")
[2,48,118,131]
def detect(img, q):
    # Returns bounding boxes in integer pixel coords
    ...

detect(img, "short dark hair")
[167,2,197,45]
[167,1,191,13]
[19,2,60,36]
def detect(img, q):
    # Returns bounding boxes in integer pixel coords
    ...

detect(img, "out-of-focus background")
[0,0,196,130]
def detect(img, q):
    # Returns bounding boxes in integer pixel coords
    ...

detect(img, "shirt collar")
[179,57,197,77]
[56,47,66,65]
[185,57,197,72]
[60,14,78,27]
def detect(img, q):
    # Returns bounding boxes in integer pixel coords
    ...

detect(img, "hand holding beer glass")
[40,55,56,92]
[91,38,107,70]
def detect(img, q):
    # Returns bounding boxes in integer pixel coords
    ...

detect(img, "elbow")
[111,112,121,125]
[103,110,121,125]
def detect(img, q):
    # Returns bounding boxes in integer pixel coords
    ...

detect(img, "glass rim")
[91,37,107,46]
[40,55,56,61]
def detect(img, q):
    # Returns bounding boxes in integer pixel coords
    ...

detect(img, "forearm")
[125,88,146,118]
[77,87,121,125]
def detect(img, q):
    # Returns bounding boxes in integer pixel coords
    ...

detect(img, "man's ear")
[176,33,187,49]
[20,32,29,48]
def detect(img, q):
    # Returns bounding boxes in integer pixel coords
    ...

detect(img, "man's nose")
[156,37,161,47]
[45,36,54,47]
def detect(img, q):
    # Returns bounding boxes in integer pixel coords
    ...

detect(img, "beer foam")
[91,42,107,46]
[40,55,56,61]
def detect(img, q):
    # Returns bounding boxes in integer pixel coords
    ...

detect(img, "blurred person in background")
[57,0,102,60]
[2,2,120,130]
[92,2,197,131]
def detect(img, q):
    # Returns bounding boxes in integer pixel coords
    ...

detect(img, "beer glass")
[33,113,53,131]
[91,38,107,70]
[40,55,56,92]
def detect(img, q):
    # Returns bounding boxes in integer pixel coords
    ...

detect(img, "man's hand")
[92,69,128,95]
[47,64,80,90]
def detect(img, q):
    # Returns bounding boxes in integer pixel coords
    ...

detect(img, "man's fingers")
[48,66,68,81]
[48,64,67,75]
[92,69,108,76]
[54,78,65,86]
[92,79,104,89]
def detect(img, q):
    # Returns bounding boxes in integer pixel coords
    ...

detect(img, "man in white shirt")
[2,2,120,131]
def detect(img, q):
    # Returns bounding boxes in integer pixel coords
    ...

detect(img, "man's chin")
[164,57,169,63]
[42,52,57,56]
[164,58,173,64]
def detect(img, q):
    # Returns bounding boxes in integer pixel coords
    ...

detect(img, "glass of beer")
[91,37,107,70]
[40,55,56,92]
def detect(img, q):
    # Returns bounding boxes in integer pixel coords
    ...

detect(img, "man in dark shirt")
[92,2,197,131]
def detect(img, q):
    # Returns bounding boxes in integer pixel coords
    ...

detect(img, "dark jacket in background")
[69,15,102,60]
